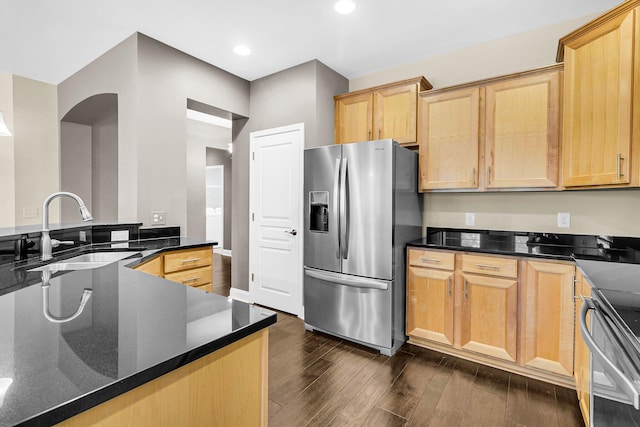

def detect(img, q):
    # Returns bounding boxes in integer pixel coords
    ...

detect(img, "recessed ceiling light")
[334,0,355,14]
[234,45,251,56]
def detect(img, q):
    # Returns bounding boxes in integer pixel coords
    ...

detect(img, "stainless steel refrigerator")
[303,139,422,356]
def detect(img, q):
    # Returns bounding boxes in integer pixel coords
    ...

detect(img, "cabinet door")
[485,72,560,188]
[134,255,163,277]
[419,87,480,190]
[374,83,418,145]
[406,266,454,346]
[459,273,518,362]
[574,270,591,427]
[521,261,574,376]
[561,9,634,187]
[334,93,373,144]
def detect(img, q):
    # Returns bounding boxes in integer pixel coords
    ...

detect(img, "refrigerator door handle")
[304,267,389,290]
[340,157,349,260]
[334,157,341,260]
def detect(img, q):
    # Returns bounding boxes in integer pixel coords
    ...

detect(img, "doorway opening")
[186,101,233,252]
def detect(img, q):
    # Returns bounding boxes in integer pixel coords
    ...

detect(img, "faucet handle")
[51,239,74,248]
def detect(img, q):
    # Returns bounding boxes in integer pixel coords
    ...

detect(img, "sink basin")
[29,251,140,272]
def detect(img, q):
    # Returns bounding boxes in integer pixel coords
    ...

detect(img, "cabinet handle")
[463,277,468,301]
[368,130,372,140]
[181,258,202,264]
[475,263,500,270]
[617,153,623,180]
[487,166,491,185]
[447,277,452,297]
[182,277,201,284]
[378,129,381,139]
[471,167,476,186]
[419,257,441,264]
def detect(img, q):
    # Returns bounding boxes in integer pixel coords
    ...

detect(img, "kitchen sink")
[28,251,140,272]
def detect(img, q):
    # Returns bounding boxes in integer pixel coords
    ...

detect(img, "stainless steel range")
[302,139,422,356]
[577,259,640,426]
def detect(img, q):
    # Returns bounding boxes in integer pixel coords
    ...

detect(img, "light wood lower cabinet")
[406,250,455,346]
[521,260,575,376]
[459,271,518,362]
[574,270,591,427]
[134,246,214,292]
[57,329,269,427]
[406,247,576,387]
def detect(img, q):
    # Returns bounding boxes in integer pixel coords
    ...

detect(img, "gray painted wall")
[58,33,250,235]
[60,121,92,222]
[91,109,118,222]
[231,60,348,291]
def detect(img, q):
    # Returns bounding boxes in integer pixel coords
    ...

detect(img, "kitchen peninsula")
[0,235,276,427]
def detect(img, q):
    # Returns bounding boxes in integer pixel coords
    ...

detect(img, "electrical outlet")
[465,212,475,226]
[557,212,571,228]
[79,231,87,242]
[152,211,166,226]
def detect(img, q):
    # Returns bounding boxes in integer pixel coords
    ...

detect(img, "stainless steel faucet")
[41,192,93,261]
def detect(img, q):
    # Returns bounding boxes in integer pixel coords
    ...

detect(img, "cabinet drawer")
[164,248,212,273]
[461,253,517,278]
[164,265,212,287]
[408,249,455,270]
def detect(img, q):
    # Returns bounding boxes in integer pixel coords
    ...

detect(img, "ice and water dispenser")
[309,191,329,233]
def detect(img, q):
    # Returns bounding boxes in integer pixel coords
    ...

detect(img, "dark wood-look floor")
[209,258,583,427]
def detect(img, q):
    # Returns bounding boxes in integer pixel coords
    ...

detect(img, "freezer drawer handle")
[579,297,640,410]
[304,268,389,290]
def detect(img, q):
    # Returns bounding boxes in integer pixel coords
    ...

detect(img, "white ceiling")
[1,0,622,85]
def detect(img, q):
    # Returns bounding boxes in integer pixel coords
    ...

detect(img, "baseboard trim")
[213,248,232,257]
[230,287,250,303]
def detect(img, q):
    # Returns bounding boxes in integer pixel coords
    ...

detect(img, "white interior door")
[249,123,304,316]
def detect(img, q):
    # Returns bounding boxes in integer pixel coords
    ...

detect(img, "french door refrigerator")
[303,139,422,356]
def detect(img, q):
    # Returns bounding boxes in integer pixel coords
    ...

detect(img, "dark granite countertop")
[0,238,277,427]
[408,228,640,263]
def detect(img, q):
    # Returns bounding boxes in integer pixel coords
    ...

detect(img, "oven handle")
[579,297,640,410]
[304,267,389,290]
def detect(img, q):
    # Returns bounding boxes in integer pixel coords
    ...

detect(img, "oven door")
[580,298,640,425]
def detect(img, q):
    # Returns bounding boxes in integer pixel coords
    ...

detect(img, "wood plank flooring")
[209,258,584,426]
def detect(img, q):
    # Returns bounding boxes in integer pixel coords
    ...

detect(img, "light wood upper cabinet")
[334,77,431,146]
[418,65,562,191]
[419,87,480,190]
[485,72,560,189]
[558,4,639,188]
[334,92,373,145]
[521,260,575,377]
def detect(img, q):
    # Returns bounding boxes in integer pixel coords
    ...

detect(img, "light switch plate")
[557,212,571,228]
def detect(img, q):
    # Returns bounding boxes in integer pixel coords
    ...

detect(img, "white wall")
[0,73,15,227]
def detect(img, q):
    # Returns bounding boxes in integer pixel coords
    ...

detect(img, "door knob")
[284,229,297,236]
